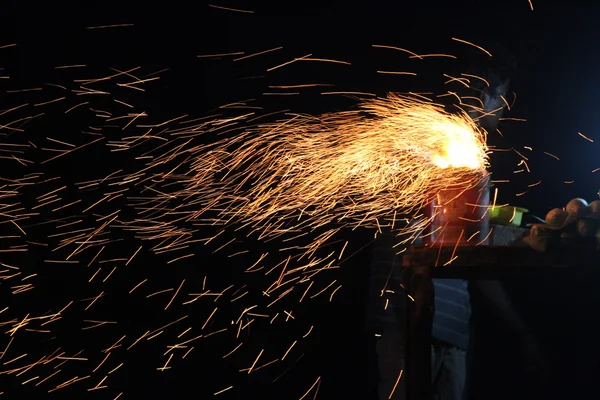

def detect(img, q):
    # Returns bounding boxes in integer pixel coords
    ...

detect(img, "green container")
[489,206,528,227]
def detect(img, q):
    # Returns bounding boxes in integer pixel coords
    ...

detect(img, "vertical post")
[403,255,434,400]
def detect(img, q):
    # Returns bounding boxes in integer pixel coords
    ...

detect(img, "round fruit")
[545,208,568,228]
[566,198,590,218]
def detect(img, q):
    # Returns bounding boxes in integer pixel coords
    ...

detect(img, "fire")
[122,93,489,250]
[361,95,488,172]
[430,120,488,170]
[365,95,488,172]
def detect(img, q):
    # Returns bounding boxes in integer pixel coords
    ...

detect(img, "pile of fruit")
[523,198,600,251]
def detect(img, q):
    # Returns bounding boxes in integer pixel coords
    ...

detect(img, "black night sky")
[1,1,600,399]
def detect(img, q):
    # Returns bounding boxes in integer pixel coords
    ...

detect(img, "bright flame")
[121,93,489,250]
[430,122,487,169]
[361,94,488,172]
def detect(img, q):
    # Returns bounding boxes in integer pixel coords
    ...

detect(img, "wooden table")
[401,244,599,400]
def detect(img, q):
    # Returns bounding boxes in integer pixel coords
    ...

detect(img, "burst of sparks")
[0,11,555,399]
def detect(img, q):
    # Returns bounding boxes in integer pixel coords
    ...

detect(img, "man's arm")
[470,280,548,375]
[470,280,529,335]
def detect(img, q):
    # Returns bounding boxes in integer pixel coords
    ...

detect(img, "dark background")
[1,1,600,399]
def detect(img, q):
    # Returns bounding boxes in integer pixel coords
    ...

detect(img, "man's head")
[466,43,517,133]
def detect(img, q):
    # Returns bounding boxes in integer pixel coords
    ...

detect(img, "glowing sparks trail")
[122,93,488,255]
[451,37,493,57]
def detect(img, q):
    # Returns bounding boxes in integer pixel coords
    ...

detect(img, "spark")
[200,307,218,330]
[269,84,333,89]
[499,95,510,110]
[146,288,173,298]
[125,246,142,265]
[182,347,194,359]
[84,292,104,311]
[114,99,134,108]
[209,4,254,13]
[21,376,39,385]
[165,280,185,310]
[127,331,150,350]
[475,227,494,246]
[88,268,102,282]
[491,188,498,211]
[376,71,417,76]
[329,285,342,302]
[309,280,337,299]
[372,44,422,58]
[6,87,42,93]
[508,207,517,223]
[223,343,243,358]
[321,91,376,96]
[451,37,492,57]
[167,253,194,264]
[266,53,312,72]
[443,73,470,88]
[466,231,480,242]
[298,377,321,400]
[247,349,264,374]
[35,369,61,386]
[40,136,104,164]
[52,199,81,212]
[388,369,404,399]
[233,47,283,62]
[299,57,351,65]
[85,24,134,30]
[577,131,594,143]
[54,64,86,69]
[263,92,299,96]
[410,53,456,59]
[302,326,313,338]
[102,266,117,282]
[157,353,173,371]
[214,386,234,395]
[281,340,297,361]
[44,83,67,90]
[3,353,27,365]
[197,51,245,58]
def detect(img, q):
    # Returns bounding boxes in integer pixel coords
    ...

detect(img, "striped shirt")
[366,230,471,350]
[432,279,471,350]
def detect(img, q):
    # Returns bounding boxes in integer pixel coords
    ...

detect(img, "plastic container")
[424,175,491,246]
[489,206,528,227]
